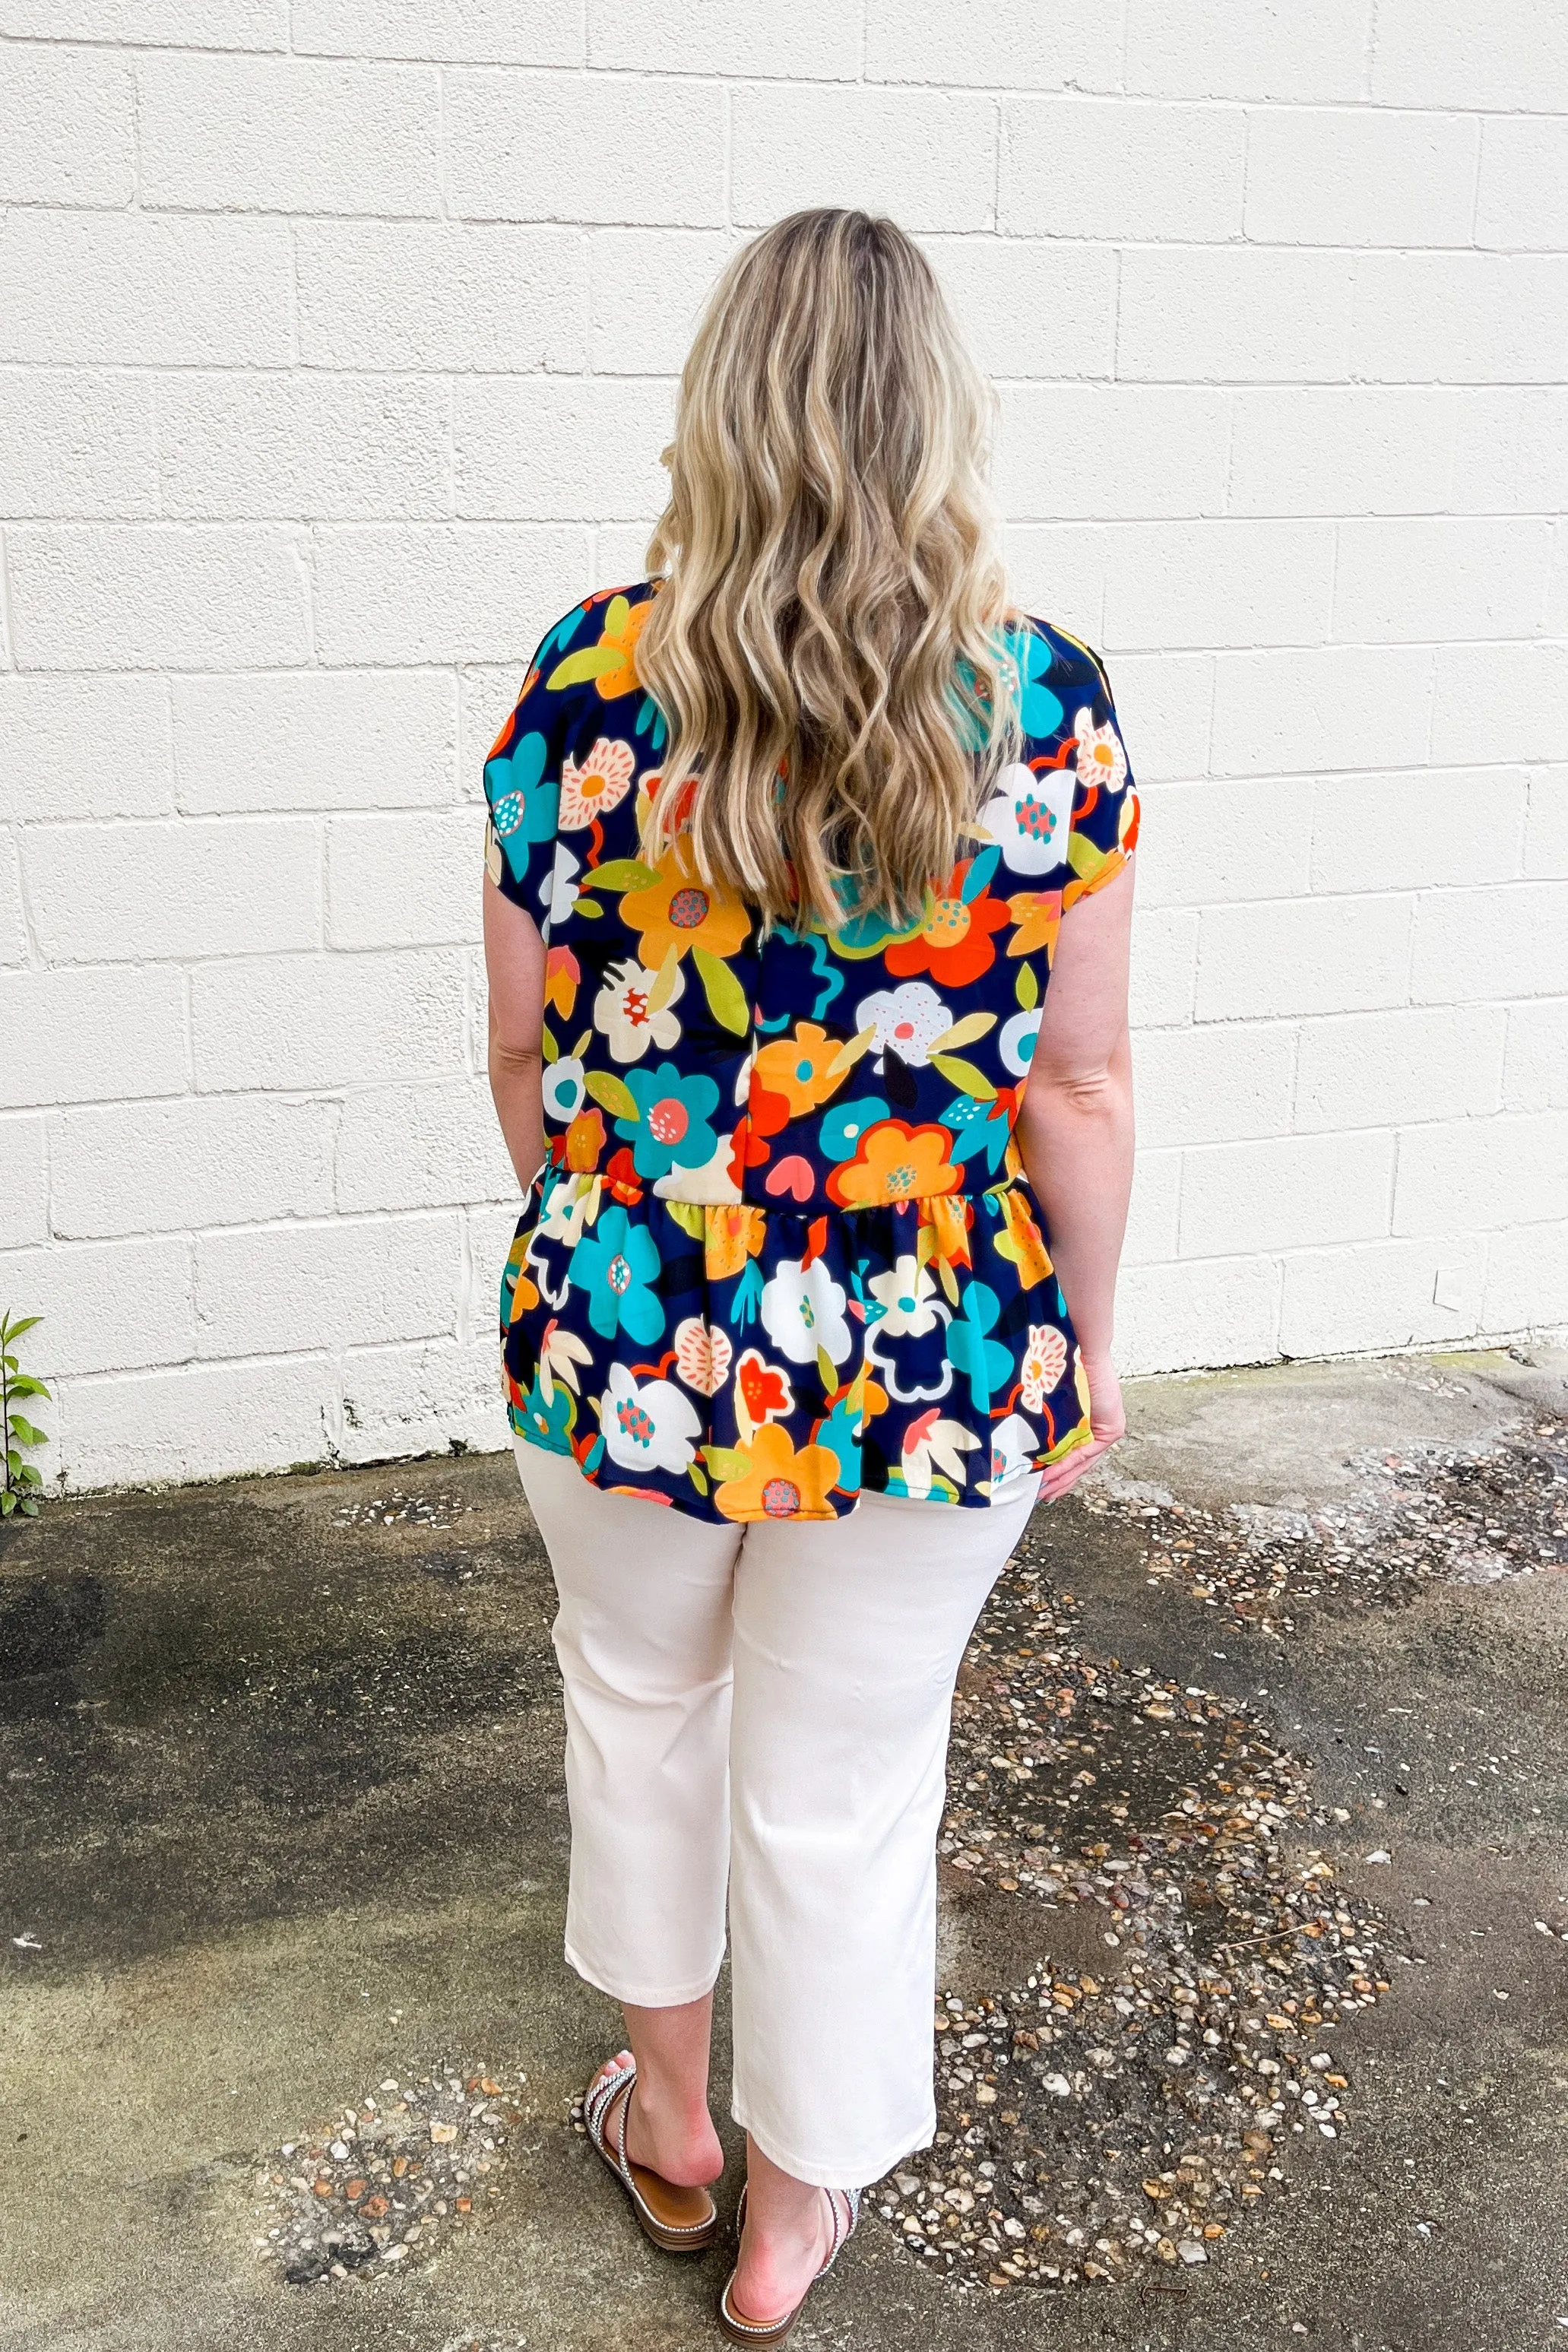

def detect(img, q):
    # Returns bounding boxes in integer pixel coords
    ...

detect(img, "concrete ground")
[2,1346,1565,2352]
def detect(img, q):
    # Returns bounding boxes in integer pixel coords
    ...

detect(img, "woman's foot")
[727,2140,841,2326]
[586,2049,724,2189]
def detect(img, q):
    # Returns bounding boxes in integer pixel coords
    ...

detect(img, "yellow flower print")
[704,1203,767,1282]
[620,837,751,969]
[713,1422,841,1523]
[1006,889,1063,962]
[753,1022,843,1117]
[994,1185,1053,1288]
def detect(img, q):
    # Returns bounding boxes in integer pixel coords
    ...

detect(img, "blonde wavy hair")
[636,208,1019,930]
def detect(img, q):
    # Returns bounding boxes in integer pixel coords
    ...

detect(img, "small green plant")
[2,1311,49,1519]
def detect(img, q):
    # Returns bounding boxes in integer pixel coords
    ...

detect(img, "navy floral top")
[484,581,1139,1525]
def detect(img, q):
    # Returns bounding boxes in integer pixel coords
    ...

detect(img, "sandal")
[581,2052,720,2255]
[717,2179,860,2347]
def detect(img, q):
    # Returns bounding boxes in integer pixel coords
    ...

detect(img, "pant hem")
[563,1937,725,2011]
[729,2100,938,2192]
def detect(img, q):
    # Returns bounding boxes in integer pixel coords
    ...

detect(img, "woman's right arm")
[1013,860,1136,1501]
[483,876,547,1192]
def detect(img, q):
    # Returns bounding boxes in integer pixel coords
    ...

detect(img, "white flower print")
[987,1411,1039,1491]
[538,1170,600,1248]
[593,955,684,1065]
[673,1315,733,1397]
[977,761,1075,879]
[898,1410,979,1501]
[759,1255,853,1368]
[865,1256,947,1342]
[546,839,581,925]
[652,1129,743,1205]
[559,736,637,832]
[1018,1323,1068,1412]
[537,1320,594,1406]
[600,1365,702,1476]
[854,979,952,1072]
[542,1055,585,1124]
[1072,706,1128,798]
[999,1006,1043,1079]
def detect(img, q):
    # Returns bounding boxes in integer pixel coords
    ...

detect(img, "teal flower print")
[519,1370,575,1451]
[485,727,557,886]
[569,1203,664,1345]
[1010,626,1064,740]
[948,1280,1012,1412]
[941,1093,1013,1175]
[819,1095,889,1163]
[616,1062,721,1180]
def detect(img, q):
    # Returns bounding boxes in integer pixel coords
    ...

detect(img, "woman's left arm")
[483,876,548,1192]
[1012,860,1136,1501]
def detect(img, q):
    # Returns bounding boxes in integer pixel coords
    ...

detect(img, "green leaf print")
[692,946,751,1035]
[546,644,624,691]
[1015,961,1039,1011]
[702,1444,752,1483]
[585,1070,639,1121]
[929,1054,998,1100]
[584,857,662,891]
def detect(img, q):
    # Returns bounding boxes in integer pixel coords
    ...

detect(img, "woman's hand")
[1037,1350,1125,1504]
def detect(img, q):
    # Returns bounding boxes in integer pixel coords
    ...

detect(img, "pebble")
[331,1488,476,1532]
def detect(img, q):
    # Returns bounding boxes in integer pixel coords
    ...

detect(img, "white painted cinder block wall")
[2,1,1565,1491]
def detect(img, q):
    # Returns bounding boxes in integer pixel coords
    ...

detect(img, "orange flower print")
[562,1105,606,1173]
[605,1145,643,1205]
[825,1118,961,1209]
[713,1421,840,1523]
[594,593,651,699]
[543,944,580,1018]
[1006,889,1063,961]
[995,1187,1053,1289]
[620,837,752,968]
[704,1204,767,1282]
[1072,705,1128,799]
[732,1346,794,1445]
[1019,1323,1068,1411]
[559,736,637,832]
[884,861,1009,989]
[753,1022,844,1117]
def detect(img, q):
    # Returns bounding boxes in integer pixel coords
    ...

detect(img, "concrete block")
[600,0,860,76]
[1227,388,1456,517]
[1503,1000,1568,1114]
[50,1095,337,1239]
[592,527,659,594]
[6,525,312,673]
[159,375,450,521]
[0,42,135,206]
[2,836,25,963]
[335,1077,514,1212]
[924,239,1118,381]
[1525,771,1568,880]
[1136,776,1313,911]
[293,0,581,64]
[1483,1219,1568,1334]
[2,964,187,1109]
[1451,389,1568,514]
[296,221,587,371]
[1130,908,1199,1028]
[327,812,479,949]
[1196,895,1414,1021]
[448,69,725,227]
[1101,654,1214,787]
[0,0,286,43]
[56,1353,334,1491]
[1123,1148,1182,1266]
[1244,106,1479,246]
[334,1333,508,1463]
[195,1212,460,1357]
[1117,248,1356,383]
[1180,1130,1395,1257]
[1294,1006,1506,1133]
[312,525,590,666]
[1000,98,1246,241]
[1351,254,1568,385]
[1411,882,1568,1005]
[1000,527,1109,652]
[0,1114,47,1248]
[467,1200,527,1330]
[1476,118,1568,252]
[1101,519,1336,654]
[1125,0,1372,101]
[1311,769,1528,894]
[1430,645,1568,769]
[0,675,173,824]
[1134,1022,1298,1150]
[1210,645,1434,781]
[588,229,733,375]
[1115,1254,1281,1376]
[1333,518,1554,646]
[173,670,457,815]
[996,385,1232,521]
[459,666,531,806]
[25,816,319,965]
[1278,1235,1488,1357]
[0,1233,194,1376]
[1394,1113,1568,1236]
[870,0,1123,89]
[0,369,158,521]
[138,51,439,215]
[190,949,467,1092]
[731,84,996,234]
[455,378,674,522]
[1371,0,1568,109]
[0,211,293,368]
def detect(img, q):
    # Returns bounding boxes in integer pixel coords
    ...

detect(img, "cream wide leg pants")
[513,1439,1041,2189]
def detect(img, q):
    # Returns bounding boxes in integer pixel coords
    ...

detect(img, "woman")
[482,208,1138,2344]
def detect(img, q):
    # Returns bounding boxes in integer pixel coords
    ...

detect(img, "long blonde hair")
[636,208,1019,930]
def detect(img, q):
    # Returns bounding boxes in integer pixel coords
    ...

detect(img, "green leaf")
[7,1376,50,1401]
[8,1416,45,1448]
[0,1491,14,1517]
[582,857,661,892]
[929,1053,997,1100]
[692,946,750,1035]
[584,1069,639,1122]
[3,1315,41,1342]
[701,1444,752,1484]
[16,1464,42,1487]
[1015,960,1039,1012]
[19,1496,39,1516]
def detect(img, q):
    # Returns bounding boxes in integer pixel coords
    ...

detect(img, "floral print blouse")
[483,581,1139,1526]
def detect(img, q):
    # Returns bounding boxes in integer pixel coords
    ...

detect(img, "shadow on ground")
[2,1348,1565,2352]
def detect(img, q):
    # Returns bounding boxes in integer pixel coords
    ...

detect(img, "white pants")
[513,1441,1041,2189]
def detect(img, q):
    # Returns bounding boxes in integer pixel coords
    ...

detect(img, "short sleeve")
[1061,647,1139,910]
[481,616,574,925]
